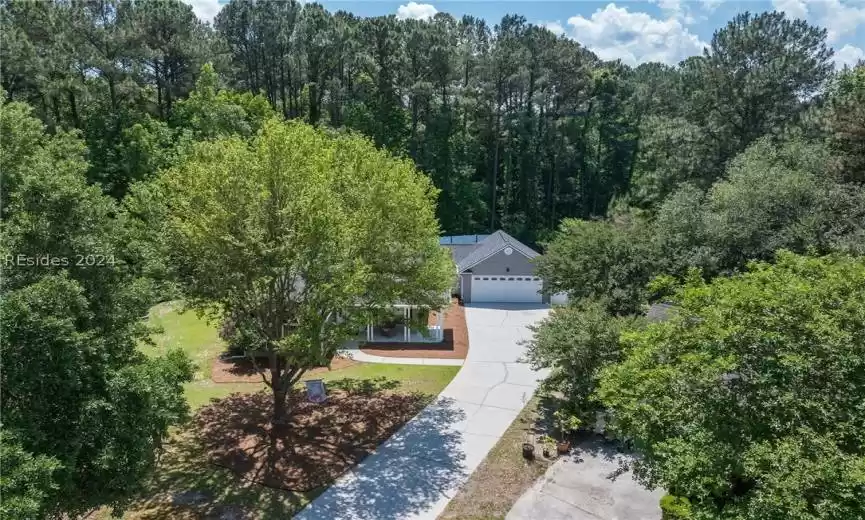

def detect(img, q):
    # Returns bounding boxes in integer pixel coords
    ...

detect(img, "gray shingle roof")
[440,235,490,265]
[456,230,539,272]
[446,244,480,264]
[646,303,677,322]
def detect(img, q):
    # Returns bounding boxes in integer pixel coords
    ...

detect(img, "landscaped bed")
[197,386,430,492]
[360,298,469,359]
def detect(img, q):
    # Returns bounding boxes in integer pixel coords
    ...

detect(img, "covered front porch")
[363,304,445,343]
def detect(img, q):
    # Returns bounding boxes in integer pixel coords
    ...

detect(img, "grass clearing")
[440,395,555,520]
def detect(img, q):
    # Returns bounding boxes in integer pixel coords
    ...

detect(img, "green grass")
[100,302,460,519]
[142,301,459,410]
[309,363,459,396]
[142,301,224,379]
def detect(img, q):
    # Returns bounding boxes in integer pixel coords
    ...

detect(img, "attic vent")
[504,247,513,255]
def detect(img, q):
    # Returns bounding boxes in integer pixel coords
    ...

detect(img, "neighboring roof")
[456,230,539,272]
[646,303,677,323]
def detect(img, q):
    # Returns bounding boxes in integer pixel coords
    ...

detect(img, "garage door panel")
[471,276,543,303]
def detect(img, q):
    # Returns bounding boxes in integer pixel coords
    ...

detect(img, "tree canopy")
[4,1,848,246]
[156,120,453,424]
[597,252,865,519]
[0,96,193,518]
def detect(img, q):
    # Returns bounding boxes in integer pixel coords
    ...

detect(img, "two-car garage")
[445,230,548,304]
[470,275,544,303]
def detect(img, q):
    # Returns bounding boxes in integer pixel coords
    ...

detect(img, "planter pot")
[556,440,571,454]
[522,443,535,460]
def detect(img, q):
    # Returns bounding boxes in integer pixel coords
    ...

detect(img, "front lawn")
[142,301,458,410]
[96,302,459,519]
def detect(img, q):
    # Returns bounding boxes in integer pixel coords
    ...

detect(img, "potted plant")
[538,434,556,458]
[554,410,581,454]
[521,439,535,460]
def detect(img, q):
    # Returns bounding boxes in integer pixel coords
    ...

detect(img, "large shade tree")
[597,252,865,519]
[0,95,193,518]
[158,120,453,424]
[534,217,659,315]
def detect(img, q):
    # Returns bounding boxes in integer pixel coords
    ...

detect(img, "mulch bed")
[211,355,358,384]
[360,298,468,359]
[193,389,429,492]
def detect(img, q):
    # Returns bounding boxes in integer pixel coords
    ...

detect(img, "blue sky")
[185,0,865,68]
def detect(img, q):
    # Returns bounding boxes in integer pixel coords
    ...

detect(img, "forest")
[4,1,860,244]
[2,0,865,518]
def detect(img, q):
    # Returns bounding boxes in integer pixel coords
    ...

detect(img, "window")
[474,277,480,280]
[508,277,515,281]
[490,277,497,280]
[482,277,489,280]
[516,277,523,281]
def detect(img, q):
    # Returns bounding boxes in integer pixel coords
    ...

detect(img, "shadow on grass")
[128,418,315,519]
[326,376,400,395]
[127,376,457,519]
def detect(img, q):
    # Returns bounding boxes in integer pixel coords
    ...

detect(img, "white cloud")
[541,20,566,36]
[819,0,865,42]
[561,3,708,65]
[834,43,865,68]
[773,0,810,19]
[653,0,696,24]
[772,0,865,42]
[182,0,222,23]
[700,0,725,11]
[396,2,438,21]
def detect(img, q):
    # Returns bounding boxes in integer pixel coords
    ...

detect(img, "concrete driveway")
[294,303,549,520]
[507,439,663,520]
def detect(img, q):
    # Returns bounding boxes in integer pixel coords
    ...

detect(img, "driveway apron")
[294,304,550,520]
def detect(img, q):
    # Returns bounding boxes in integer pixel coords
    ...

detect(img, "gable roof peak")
[457,229,539,272]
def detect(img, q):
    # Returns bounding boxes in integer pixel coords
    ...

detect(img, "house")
[441,230,556,304]
[362,230,553,344]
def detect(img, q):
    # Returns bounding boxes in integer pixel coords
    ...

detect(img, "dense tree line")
[6,1,858,245]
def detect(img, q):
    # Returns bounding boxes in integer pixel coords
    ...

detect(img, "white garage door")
[471,275,543,303]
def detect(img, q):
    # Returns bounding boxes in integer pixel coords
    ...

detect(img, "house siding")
[468,249,536,276]
[460,273,472,302]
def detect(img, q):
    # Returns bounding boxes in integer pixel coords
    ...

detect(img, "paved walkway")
[338,345,464,366]
[507,439,663,520]
[295,304,550,520]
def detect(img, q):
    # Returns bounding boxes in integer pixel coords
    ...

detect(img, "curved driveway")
[295,304,550,520]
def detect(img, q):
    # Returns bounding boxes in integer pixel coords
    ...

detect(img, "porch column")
[437,307,444,341]
[367,322,372,341]
[404,307,410,342]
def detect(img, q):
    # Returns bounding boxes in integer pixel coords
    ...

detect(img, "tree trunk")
[272,385,288,426]
[269,352,288,425]
[490,88,501,231]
